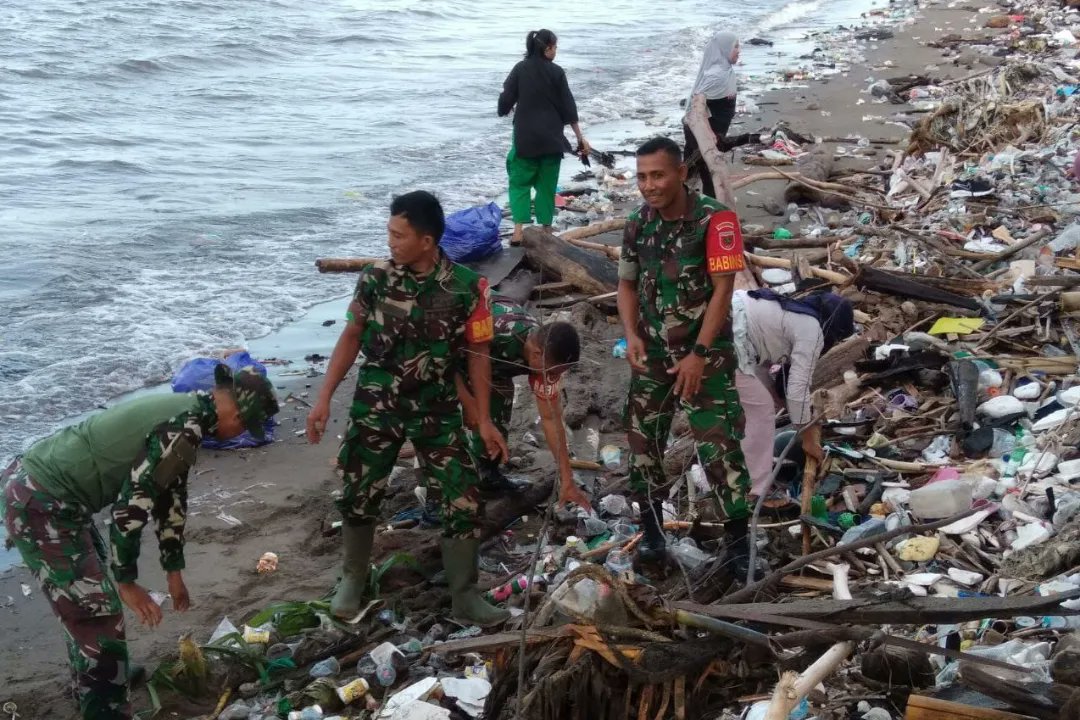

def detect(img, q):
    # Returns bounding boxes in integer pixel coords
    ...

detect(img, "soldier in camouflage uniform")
[306,190,511,627]
[454,297,590,511]
[615,137,754,573]
[0,366,278,720]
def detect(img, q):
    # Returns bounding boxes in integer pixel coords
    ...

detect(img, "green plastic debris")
[773,227,793,240]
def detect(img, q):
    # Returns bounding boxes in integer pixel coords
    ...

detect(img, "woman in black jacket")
[498,29,590,245]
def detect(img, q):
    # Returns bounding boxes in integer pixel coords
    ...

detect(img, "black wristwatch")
[692,343,709,358]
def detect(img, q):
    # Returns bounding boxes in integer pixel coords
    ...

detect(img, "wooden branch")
[719,509,978,604]
[971,228,1052,271]
[675,588,1080,625]
[765,643,854,720]
[750,236,842,250]
[905,695,1033,720]
[559,218,626,242]
[686,94,735,207]
[852,264,982,310]
[521,226,618,296]
[811,336,870,391]
[826,563,852,600]
[564,238,620,260]
[315,257,380,273]
[746,252,850,285]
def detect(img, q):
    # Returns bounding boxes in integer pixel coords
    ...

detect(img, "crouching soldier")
[1,366,278,720]
[455,297,591,511]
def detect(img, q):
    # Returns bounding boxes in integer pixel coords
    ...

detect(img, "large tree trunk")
[685,94,736,208]
[521,226,619,295]
[783,150,842,207]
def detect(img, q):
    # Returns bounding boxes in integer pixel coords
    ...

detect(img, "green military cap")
[213,364,279,440]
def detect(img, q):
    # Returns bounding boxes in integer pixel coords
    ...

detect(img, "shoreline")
[0,1,982,716]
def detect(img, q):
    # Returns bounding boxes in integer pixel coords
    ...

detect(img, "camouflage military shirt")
[20,392,218,583]
[618,190,746,359]
[488,298,538,382]
[347,250,494,414]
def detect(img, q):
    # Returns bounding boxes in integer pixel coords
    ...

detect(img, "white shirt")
[734,291,824,426]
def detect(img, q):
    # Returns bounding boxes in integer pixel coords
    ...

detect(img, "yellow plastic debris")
[896,535,941,562]
[928,317,985,335]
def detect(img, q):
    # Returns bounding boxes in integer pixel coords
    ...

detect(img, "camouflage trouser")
[1,459,130,720]
[625,344,750,520]
[465,376,515,468]
[337,407,483,537]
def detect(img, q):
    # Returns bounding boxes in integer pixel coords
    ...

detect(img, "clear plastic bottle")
[375,663,397,687]
[308,657,340,679]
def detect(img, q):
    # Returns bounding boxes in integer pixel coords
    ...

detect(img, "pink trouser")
[735,371,777,497]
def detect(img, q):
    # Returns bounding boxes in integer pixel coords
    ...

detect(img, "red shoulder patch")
[705,210,746,275]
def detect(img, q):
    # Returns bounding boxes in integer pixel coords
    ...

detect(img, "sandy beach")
[0,1,1015,715]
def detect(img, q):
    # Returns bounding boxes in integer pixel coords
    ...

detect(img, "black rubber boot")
[637,498,667,564]
[476,458,523,497]
[727,517,765,582]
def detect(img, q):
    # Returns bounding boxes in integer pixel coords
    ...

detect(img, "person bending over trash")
[454,297,591,512]
[1,366,278,720]
[616,136,755,577]
[306,190,511,628]
[732,289,855,501]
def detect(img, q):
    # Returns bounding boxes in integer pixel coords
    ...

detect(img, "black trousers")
[682,96,737,200]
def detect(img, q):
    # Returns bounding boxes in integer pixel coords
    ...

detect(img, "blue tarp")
[439,202,503,263]
[170,351,274,449]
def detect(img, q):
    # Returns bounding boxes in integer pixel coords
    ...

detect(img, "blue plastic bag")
[170,351,274,449]
[439,202,504,263]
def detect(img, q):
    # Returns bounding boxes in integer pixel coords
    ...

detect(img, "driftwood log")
[674,588,1080,625]
[315,257,380,273]
[853,264,983,311]
[811,335,871,390]
[521,226,618,296]
[783,149,844,209]
[685,93,736,207]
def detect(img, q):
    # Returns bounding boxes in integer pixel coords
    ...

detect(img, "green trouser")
[506,144,561,226]
[466,376,515,467]
[625,343,750,520]
[337,401,483,538]
[2,460,130,720]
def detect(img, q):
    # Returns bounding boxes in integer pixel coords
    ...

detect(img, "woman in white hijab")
[683,31,740,199]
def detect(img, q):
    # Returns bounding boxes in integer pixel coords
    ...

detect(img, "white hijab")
[690,31,739,100]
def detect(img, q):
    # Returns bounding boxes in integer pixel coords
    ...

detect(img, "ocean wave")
[50,158,153,174]
[756,0,827,33]
[114,58,169,74]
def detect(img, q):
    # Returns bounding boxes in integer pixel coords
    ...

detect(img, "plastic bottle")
[838,517,887,545]
[1002,453,1020,479]
[600,445,622,469]
[989,428,1017,456]
[288,706,323,720]
[485,576,530,603]
[309,657,340,679]
[1048,223,1080,253]
[837,512,858,530]
[908,479,973,520]
[604,548,633,578]
[612,338,628,358]
[375,663,397,687]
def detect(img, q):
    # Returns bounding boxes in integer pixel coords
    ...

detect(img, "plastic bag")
[439,202,504,263]
[170,351,274,448]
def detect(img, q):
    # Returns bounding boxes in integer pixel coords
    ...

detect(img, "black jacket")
[498,57,578,158]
